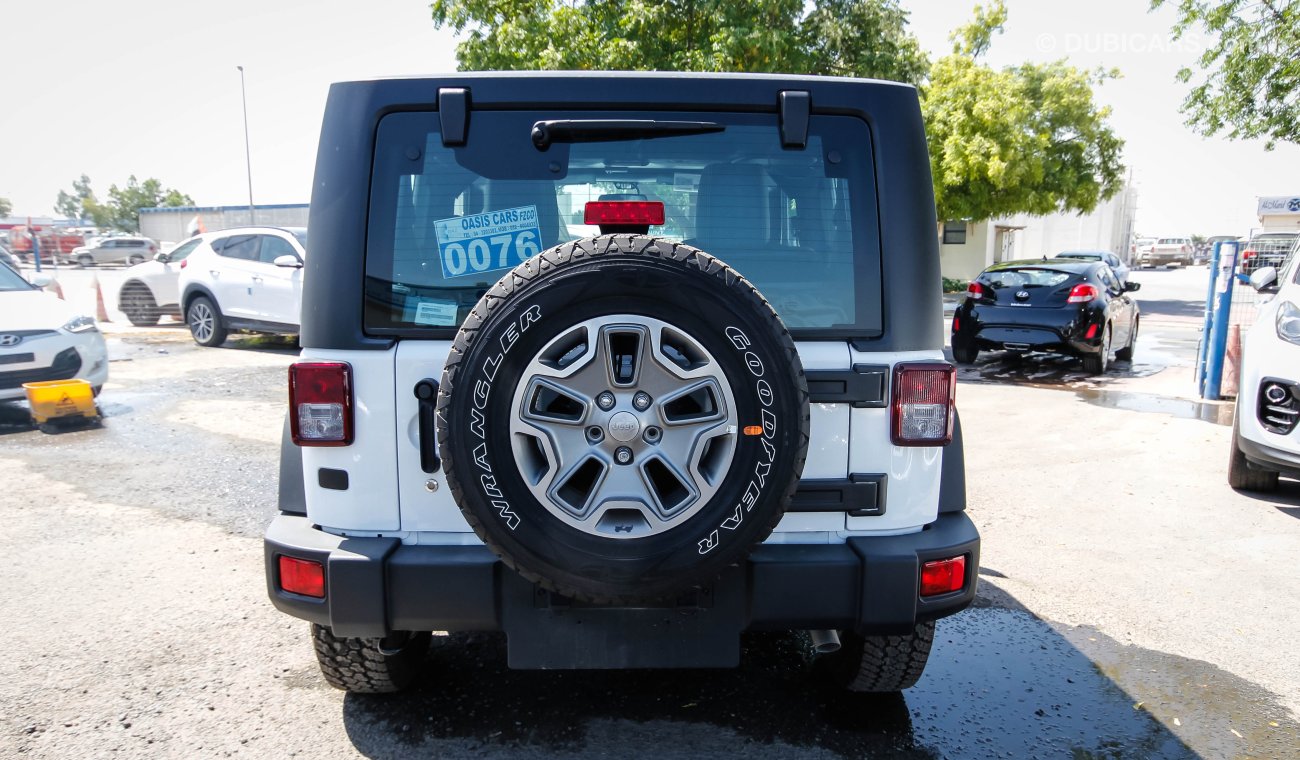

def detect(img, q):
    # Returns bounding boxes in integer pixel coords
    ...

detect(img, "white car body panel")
[299,348,401,533]
[303,342,950,544]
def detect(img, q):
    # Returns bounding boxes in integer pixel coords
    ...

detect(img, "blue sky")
[1,0,1295,236]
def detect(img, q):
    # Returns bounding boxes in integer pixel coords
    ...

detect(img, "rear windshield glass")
[979,268,1075,289]
[365,110,881,337]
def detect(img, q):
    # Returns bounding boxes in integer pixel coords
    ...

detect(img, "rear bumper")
[265,511,980,665]
[967,325,1100,356]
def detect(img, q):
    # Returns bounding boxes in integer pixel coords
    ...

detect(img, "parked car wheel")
[814,621,936,692]
[1227,421,1279,492]
[1115,317,1137,361]
[186,295,228,347]
[1081,326,1110,375]
[128,254,146,266]
[120,285,160,327]
[951,339,978,364]
[77,254,94,268]
[310,623,429,693]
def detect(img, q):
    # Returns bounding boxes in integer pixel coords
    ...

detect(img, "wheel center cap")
[607,411,640,442]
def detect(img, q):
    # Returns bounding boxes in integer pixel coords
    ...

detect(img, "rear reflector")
[584,201,665,226]
[1067,283,1098,303]
[891,362,956,446]
[920,555,967,597]
[289,362,353,446]
[278,555,325,598]
[1085,323,1099,339]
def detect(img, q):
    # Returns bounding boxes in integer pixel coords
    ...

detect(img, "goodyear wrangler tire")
[437,235,809,604]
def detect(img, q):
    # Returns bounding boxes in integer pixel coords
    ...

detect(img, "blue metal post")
[1196,241,1222,393]
[31,232,42,274]
[1203,241,1238,400]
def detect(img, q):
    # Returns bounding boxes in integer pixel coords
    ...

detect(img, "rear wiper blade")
[531,119,724,150]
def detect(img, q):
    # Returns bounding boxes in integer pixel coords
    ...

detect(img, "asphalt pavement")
[3,264,1298,758]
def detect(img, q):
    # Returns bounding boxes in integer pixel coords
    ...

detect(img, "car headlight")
[1278,301,1300,346]
[61,315,98,333]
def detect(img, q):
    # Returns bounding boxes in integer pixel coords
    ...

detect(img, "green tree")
[923,2,1124,221]
[431,0,928,84]
[1155,0,1300,149]
[0,197,11,218]
[430,0,1124,224]
[55,174,98,222]
[104,176,194,232]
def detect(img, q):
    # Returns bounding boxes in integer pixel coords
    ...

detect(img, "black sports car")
[951,259,1141,375]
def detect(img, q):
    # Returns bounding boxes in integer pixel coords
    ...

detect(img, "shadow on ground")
[335,579,1299,759]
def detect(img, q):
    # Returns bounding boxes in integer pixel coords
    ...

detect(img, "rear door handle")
[414,378,441,473]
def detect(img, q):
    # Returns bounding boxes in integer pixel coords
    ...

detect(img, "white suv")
[116,237,204,326]
[1229,257,1300,490]
[177,227,307,346]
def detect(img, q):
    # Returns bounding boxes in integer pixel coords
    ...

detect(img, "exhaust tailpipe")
[808,629,841,654]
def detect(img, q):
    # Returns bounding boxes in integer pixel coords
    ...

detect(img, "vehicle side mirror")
[31,273,53,288]
[154,252,170,263]
[1249,266,1278,293]
[1124,281,1141,292]
[273,254,304,269]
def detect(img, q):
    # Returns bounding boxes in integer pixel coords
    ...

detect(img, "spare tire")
[436,235,809,603]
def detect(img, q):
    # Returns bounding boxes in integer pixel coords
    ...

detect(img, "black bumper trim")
[265,511,980,647]
[1238,433,1300,480]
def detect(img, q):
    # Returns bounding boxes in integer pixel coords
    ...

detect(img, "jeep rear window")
[364,110,881,338]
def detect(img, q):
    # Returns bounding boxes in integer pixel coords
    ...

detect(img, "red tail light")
[920,555,967,597]
[952,316,960,332]
[584,201,665,226]
[1067,283,1098,303]
[966,281,984,299]
[289,362,354,446]
[891,362,956,446]
[278,555,325,598]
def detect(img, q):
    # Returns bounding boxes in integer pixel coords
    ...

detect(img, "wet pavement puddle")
[1073,389,1233,426]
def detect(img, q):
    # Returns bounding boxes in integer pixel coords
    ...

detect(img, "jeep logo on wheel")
[607,411,640,442]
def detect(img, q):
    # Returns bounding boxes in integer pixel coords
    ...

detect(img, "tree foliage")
[103,176,194,233]
[0,197,11,218]
[56,175,193,231]
[54,174,111,226]
[430,0,1125,223]
[923,2,1124,221]
[430,0,928,84]
[1155,0,1300,149]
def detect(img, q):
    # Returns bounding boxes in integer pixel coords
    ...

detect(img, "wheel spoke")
[509,315,739,539]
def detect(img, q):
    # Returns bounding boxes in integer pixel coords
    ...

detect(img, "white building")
[938,182,1138,281]
[139,203,309,244]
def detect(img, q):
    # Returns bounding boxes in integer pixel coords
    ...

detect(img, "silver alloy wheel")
[509,315,739,539]
[189,302,215,343]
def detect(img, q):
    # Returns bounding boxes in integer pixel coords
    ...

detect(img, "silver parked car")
[67,237,159,267]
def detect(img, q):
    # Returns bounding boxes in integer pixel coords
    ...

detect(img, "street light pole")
[237,65,256,225]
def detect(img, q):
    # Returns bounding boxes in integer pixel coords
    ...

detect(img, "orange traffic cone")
[50,278,65,300]
[93,276,111,323]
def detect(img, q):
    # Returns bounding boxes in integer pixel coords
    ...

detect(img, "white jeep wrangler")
[266,72,979,694]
